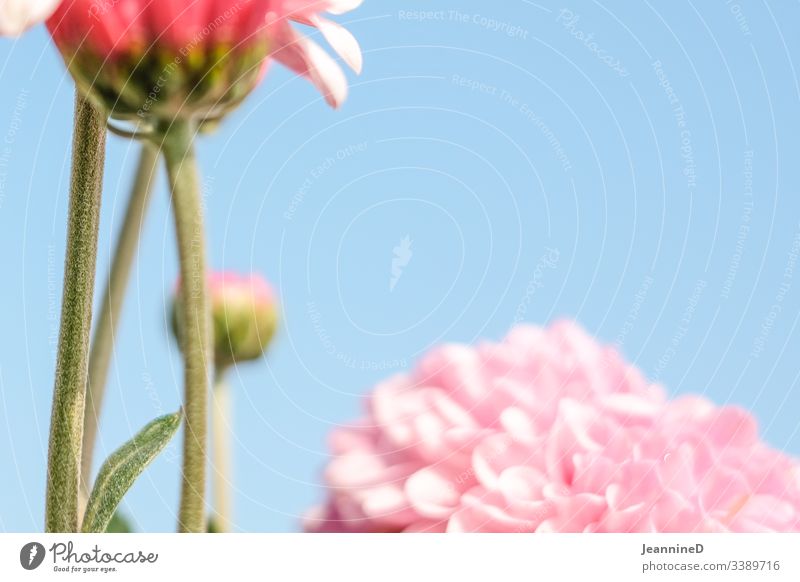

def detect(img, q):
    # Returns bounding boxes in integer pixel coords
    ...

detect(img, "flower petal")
[327,0,363,15]
[406,467,463,519]
[0,0,61,35]
[306,15,362,73]
[271,23,348,107]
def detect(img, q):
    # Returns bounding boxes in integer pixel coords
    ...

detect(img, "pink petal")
[499,407,537,443]
[600,392,660,423]
[271,22,348,107]
[325,452,416,489]
[405,467,463,519]
[498,466,547,502]
[731,495,798,532]
[539,490,607,532]
[403,519,447,533]
[359,484,418,527]
[306,14,362,73]
[707,406,758,448]
[328,423,377,454]
[472,433,533,489]
[1,0,60,35]
[448,506,538,533]
[325,0,363,15]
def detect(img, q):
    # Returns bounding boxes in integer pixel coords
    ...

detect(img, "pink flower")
[173,271,278,367]
[0,0,362,119]
[307,321,800,532]
[47,0,277,59]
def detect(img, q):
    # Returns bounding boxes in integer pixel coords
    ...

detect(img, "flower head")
[173,272,278,368]
[38,0,362,124]
[306,322,800,533]
[46,0,279,124]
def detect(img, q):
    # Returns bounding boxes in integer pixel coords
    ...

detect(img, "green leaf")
[105,511,134,533]
[82,411,182,533]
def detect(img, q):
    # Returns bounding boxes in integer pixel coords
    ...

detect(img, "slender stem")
[45,95,107,533]
[79,144,159,520]
[162,120,210,533]
[211,369,233,532]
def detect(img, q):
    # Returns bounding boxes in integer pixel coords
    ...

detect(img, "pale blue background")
[1,1,800,532]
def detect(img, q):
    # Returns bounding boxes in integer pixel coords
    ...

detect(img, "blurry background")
[1,0,800,532]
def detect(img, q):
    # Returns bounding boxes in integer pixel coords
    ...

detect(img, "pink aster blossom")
[306,321,800,533]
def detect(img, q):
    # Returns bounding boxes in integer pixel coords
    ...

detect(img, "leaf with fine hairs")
[82,411,182,533]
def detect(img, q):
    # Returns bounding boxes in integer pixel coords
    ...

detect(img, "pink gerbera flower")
[307,321,800,532]
[1,0,362,120]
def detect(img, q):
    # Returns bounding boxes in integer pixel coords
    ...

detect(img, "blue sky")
[1,1,800,532]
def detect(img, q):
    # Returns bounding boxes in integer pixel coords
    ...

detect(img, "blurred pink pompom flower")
[1,0,362,117]
[307,321,800,533]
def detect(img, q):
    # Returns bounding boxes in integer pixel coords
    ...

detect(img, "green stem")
[45,95,107,533]
[80,144,159,519]
[211,369,233,532]
[162,120,210,533]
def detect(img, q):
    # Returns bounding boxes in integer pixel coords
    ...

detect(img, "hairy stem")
[162,120,210,533]
[45,95,107,533]
[211,369,233,532]
[80,144,159,519]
